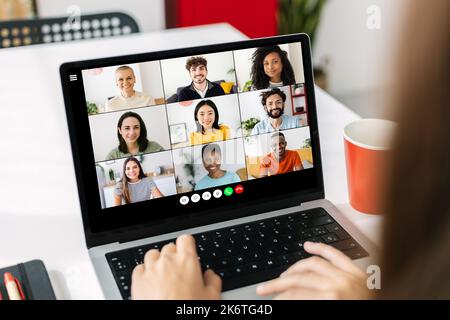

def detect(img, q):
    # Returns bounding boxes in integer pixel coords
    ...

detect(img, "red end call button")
[234,185,244,194]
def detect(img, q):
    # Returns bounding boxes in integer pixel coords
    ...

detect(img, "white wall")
[244,126,310,158]
[166,94,243,144]
[172,139,247,190]
[89,105,171,162]
[313,0,408,96]
[139,61,165,101]
[36,0,165,32]
[82,64,142,111]
[160,52,237,98]
[234,43,305,92]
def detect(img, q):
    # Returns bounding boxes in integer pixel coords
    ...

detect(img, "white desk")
[0,23,382,299]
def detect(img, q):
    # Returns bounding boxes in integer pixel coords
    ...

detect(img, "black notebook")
[0,260,56,300]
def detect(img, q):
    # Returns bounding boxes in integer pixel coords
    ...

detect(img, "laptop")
[60,33,377,300]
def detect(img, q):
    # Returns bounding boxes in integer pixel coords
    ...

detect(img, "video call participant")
[251,88,300,135]
[107,111,164,160]
[250,45,296,90]
[190,100,230,146]
[194,144,241,191]
[260,132,303,177]
[114,157,164,206]
[178,56,225,102]
[105,66,155,112]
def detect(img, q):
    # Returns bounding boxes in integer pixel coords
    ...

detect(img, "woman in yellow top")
[189,99,230,145]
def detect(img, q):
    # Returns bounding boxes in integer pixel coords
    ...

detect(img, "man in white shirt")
[105,66,155,112]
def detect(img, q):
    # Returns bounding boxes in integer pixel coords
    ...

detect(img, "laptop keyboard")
[105,207,368,300]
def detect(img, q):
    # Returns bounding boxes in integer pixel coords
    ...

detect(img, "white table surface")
[0,23,382,299]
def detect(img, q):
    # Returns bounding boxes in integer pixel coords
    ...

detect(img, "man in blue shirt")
[251,87,300,135]
[194,143,241,190]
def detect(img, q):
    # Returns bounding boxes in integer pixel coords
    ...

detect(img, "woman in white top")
[105,66,155,112]
[250,45,296,90]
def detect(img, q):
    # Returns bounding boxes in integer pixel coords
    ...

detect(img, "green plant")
[108,169,114,181]
[241,118,260,130]
[86,101,98,115]
[278,0,327,46]
[241,117,260,136]
[302,138,311,148]
[243,80,253,92]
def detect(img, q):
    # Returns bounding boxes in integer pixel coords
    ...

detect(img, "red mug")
[344,119,397,214]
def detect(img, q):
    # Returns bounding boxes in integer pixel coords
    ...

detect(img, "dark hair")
[201,143,222,159]
[121,157,146,204]
[260,88,286,106]
[117,112,148,153]
[270,131,286,141]
[186,56,208,71]
[251,45,296,90]
[380,0,450,298]
[194,100,221,134]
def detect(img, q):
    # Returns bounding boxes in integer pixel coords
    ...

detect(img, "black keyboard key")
[293,220,313,229]
[132,257,143,266]
[218,257,231,268]
[233,255,248,265]
[312,226,328,236]
[297,209,327,221]
[330,239,359,251]
[216,269,230,279]
[222,267,285,291]
[275,254,297,267]
[286,240,305,251]
[342,248,369,260]
[305,237,324,243]
[243,261,263,273]
[115,261,131,272]
[263,257,281,269]
[299,229,314,239]
[292,250,310,261]
[311,215,335,226]
[325,223,351,240]
[322,233,339,244]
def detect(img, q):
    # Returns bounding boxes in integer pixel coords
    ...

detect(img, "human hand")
[256,241,370,300]
[261,156,271,168]
[131,234,222,300]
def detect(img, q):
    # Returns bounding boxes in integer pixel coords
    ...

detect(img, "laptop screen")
[61,34,324,236]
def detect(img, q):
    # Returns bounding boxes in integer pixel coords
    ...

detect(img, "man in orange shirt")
[260,132,303,177]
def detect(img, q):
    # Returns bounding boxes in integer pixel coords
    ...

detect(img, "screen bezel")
[60,33,325,248]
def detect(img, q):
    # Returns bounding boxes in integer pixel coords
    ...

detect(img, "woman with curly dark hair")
[250,45,296,90]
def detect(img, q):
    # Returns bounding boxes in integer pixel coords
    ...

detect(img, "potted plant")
[242,80,253,92]
[240,117,260,136]
[278,0,329,90]
[108,169,115,182]
[86,101,98,115]
[302,138,311,148]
